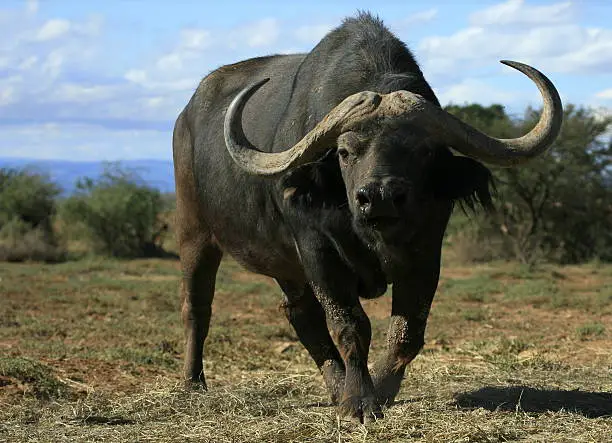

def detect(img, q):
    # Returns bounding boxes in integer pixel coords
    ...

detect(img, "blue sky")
[0,0,610,161]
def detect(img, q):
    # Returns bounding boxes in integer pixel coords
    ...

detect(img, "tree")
[0,168,65,262]
[445,103,612,264]
[0,168,60,232]
[61,163,168,258]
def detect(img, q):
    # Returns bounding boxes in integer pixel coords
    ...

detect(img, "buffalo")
[173,12,562,423]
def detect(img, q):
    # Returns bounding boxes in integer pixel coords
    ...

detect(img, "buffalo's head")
[223,61,562,248]
[334,124,495,241]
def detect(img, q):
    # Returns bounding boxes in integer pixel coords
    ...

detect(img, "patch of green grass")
[503,279,557,304]
[593,284,612,313]
[497,336,531,355]
[462,308,487,322]
[489,264,540,280]
[549,290,582,310]
[102,347,179,369]
[576,323,605,340]
[0,357,71,400]
[442,275,502,302]
[501,278,591,311]
[462,337,533,371]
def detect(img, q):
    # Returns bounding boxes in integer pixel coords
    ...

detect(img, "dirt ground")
[1,257,611,442]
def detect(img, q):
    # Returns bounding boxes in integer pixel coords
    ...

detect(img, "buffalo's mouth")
[355,214,407,240]
[362,215,401,231]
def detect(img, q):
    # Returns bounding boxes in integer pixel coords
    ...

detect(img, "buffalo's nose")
[355,181,406,220]
[356,186,374,213]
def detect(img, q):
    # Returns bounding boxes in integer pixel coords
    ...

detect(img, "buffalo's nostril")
[356,188,371,208]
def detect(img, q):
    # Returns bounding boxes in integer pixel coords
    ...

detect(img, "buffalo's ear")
[279,163,318,206]
[279,151,346,208]
[432,155,494,212]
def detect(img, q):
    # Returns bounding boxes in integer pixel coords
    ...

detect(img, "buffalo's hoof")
[339,395,384,424]
[373,373,402,406]
[321,361,346,405]
[184,377,208,392]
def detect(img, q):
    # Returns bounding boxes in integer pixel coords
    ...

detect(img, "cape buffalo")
[173,12,562,423]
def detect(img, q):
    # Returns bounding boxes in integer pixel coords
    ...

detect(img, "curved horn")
[224,61,562,174]
[427,60,563,166]
[224,79,381,175]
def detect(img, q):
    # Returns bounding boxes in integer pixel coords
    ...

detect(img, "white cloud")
[146,97,164,108]
[294,23,334,44]
[0,56,11,70]
[28,15,101,42]
[26,0,38,15]
[180,29,212,51]
[436,79,521,106]
[419,23,612,76]
[418,0,611,79]
[18,55,38,70]
[41,50,64,78]
[156,53,184,72]
[79,15,103,36]
[0,75,24,107]
[229,18,280,48]
[470,0,573,27]
[595,89,612,100]
[396,8,438,26]
[125,69,148,84]
[545,28,612,73]
[124,67,197,92]
[1,1,609,163]
[146,28,214,75]
[128,18,285,96]
[49,84,120,104]
[34,19,71,41]
[0,86,16,106]
[0,123,172,161]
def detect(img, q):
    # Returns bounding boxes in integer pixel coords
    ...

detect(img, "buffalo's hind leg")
[179,237,222,388]
[174,110,223,388]
[277,280,345,404]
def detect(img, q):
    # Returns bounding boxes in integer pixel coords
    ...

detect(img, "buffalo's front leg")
[297,237,382,423]
[325,294,382,423]
[277,280,345,404]
[372,255,441,405]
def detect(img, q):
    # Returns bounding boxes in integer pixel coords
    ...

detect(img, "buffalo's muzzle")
[355,179,408,227]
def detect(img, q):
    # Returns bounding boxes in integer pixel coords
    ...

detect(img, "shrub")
[0,218,66,262]
[61,164,168,258]
[444,104,612,264]
[0,168,65,262]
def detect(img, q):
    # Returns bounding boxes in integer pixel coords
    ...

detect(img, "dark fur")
[174,12,494,421]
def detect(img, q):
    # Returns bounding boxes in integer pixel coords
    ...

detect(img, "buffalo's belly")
[214,226,304,281]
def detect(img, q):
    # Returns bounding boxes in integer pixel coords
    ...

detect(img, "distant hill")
[0,158,175,194]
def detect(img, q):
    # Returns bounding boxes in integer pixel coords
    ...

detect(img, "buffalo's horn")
[224,79,385,175]
[224,61,562,174]
[338,61,563,166]
[424,60,563,166]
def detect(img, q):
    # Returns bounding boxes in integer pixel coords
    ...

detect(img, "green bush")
[0,168,60,229]
[445,103,612,264]
[61,164,167,258]
[0,168,65,262]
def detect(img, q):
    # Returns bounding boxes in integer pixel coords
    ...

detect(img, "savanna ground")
[1,253,611,442]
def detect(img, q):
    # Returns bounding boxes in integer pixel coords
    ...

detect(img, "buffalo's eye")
[338,148,349,163]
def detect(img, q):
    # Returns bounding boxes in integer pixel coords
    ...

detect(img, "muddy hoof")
[339,395,384,424]
[373,375,402,406]
[321,361,345,405]
[184,377,208,392]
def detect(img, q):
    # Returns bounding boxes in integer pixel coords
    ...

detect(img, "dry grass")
[0,227,67,263]
[1,257,611,442]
